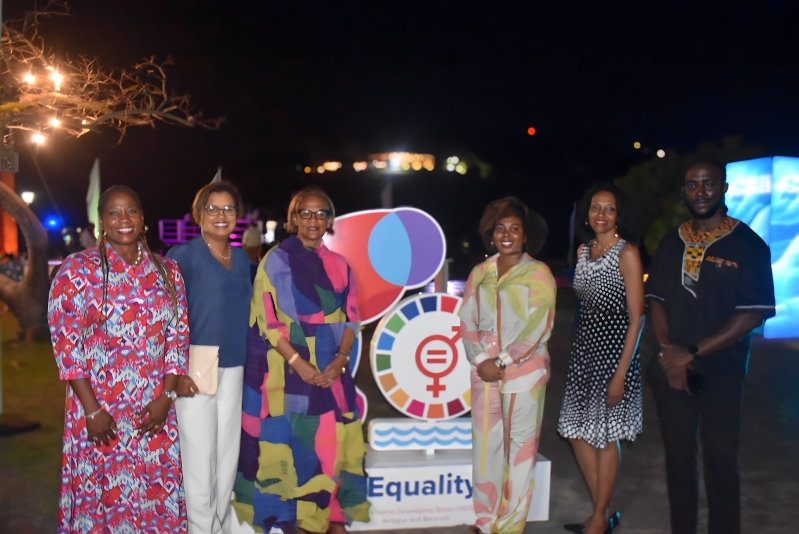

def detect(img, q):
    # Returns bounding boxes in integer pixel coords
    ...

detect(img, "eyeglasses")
[298,209,331,220]
[204,205,237,216]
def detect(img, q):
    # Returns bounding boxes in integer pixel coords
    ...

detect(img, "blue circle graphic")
[368,212,412,285]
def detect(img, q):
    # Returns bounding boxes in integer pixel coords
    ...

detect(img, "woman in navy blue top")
[167,181,253,534]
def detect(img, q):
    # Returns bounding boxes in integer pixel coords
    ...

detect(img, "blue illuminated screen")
[726,157,772,243]
[766,157,799,339]
[726,157,799,339]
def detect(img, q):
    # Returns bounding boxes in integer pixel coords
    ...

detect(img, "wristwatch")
[688,344,700,357]
[163,390,178,402]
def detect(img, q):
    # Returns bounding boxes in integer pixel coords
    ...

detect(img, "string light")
[23,73,35,83]
[33,133,45,144]
[50,71,63,91]
[50,118,61,127]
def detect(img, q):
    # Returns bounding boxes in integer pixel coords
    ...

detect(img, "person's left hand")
[476,359,504,383]
[606,375,625,407]
[659,344,694,371]
[135,395,172,437]
[315,355,348,388]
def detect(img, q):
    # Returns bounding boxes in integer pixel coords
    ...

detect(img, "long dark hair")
[97,185,178,320]
[576,182,640,245]
[478,196,548,256]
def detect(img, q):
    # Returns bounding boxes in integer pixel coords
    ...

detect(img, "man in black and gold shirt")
[646,160,775,534]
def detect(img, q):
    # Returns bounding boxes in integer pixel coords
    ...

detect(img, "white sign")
[371,293,472,420]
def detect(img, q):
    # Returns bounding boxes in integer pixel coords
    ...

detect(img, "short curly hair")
[478,197,548,256]
[191,181,243,225]
[285,186,336,236]
[576,181,639,244]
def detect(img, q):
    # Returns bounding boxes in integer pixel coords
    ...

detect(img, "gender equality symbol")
[371,293,472,421]
[415,326,461,398]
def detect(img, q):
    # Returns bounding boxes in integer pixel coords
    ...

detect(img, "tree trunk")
[0,181,50,337]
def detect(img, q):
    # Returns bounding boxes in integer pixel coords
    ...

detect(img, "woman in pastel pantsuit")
[460,197,556,534]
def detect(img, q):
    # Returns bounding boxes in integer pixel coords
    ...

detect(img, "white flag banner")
[87,158,101,237]
[211,166,222,183]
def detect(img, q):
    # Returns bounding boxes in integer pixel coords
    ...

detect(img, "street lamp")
[21,192,34,205]
[32,133,45,144]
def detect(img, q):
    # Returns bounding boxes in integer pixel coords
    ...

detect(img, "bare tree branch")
[0,1,223,336]
[0,0,223,146]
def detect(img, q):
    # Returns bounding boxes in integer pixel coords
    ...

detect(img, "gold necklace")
[133,245,143,266]
[203,235,231,260]
[591,237,619,257]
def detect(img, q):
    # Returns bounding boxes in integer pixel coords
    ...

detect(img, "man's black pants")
[650,362,744,534]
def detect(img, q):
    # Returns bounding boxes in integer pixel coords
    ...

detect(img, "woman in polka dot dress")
[558,182,645,534]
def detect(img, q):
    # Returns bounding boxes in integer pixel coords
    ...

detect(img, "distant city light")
[527,127,536,136]
[633,141,641,149]
[322,161,342,172]
[353,161,368,171]
[448,156,459,164]
[23,73,35,83]
[81,119,88,125]
[368,153,435,172]
[304,166,312,173]
[446,163,455,172]
[463,241,469,248]
[455,162,468,175]
[50,118,61,127]
[317,166,325,173]
[21,191,35,204]
[657,149,666,158]
[32,133,45,144]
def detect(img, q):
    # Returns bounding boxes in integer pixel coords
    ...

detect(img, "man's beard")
[685,197,725,220]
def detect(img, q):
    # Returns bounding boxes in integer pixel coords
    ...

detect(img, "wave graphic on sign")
[324,208,446,324]
[373,426,472,437]
[373,437,473,448]
[368,418,473,451]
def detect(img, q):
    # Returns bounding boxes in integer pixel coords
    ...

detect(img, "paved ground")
[1,289,798,533]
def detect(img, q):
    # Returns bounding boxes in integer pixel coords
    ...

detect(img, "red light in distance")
[527,127,536,136]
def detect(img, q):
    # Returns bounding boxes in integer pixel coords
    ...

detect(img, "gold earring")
[584,221,588,226]
[614,226,619,238]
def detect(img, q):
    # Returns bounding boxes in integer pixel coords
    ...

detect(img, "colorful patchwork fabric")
[47,243,190,533]
[233,235,369,533]
[679,216,737,282]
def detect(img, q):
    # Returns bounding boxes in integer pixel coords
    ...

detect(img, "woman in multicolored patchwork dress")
[459,197,556,534]
[232,186,369,534]
[48,186,191,533]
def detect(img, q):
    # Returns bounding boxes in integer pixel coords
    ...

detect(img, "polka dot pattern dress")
[558,239,643,448]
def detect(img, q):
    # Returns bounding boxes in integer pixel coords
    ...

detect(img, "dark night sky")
[8,0,799,265]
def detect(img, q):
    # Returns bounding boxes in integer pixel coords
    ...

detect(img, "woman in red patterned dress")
[48,186,193,533]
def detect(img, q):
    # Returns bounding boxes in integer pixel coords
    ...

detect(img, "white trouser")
[176,366,244,534]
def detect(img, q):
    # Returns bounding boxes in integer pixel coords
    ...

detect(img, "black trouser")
[650,362,744,534]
